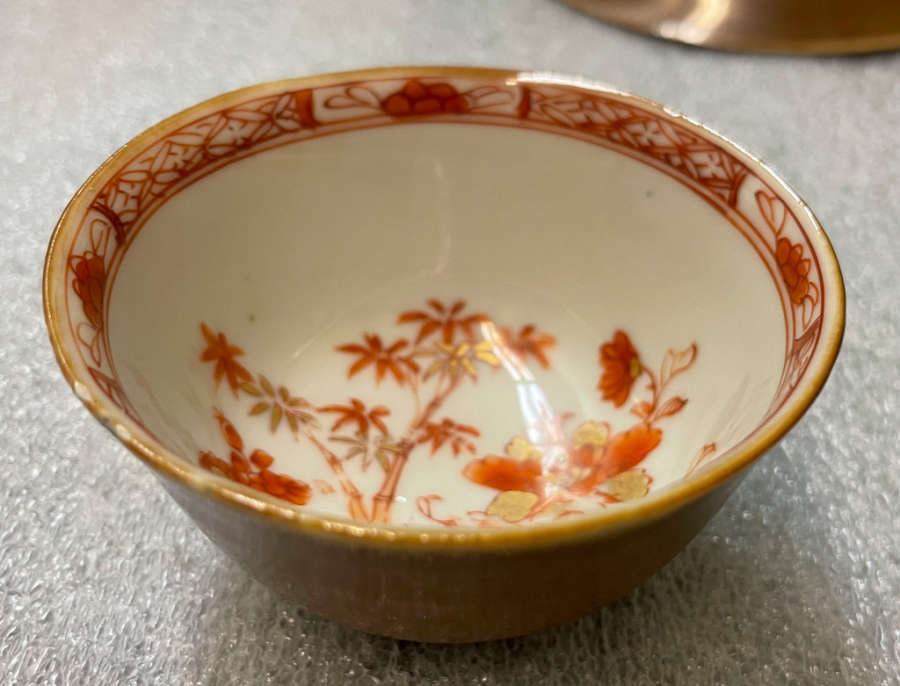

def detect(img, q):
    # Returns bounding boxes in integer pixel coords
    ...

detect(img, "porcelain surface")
[46,68,842,533]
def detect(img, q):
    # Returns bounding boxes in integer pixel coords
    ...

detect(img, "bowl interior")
[51,71,839,530]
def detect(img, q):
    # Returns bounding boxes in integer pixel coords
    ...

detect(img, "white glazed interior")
[107,123,784,526]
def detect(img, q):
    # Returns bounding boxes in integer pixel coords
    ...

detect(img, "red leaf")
[660,344,697,387]
[214,410,244,452]
[656,396,687,419]
[385,338,408,354]
[415,319,441,343]
[630,401,652,420]
[388,362,405,385]
[374,358,388,382]
[336,344,368,354]
[347,357,371,378]
[250,449,274,469]
[369,408,389,435]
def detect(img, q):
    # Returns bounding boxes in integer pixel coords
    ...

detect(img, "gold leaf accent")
[329,435,361,444]
[424,360,443,380]
[504,436,543,461]
[240,382,262,396]
[259,375,275,396]
[603,470,651,501]
[270,404,283,432]
[572,420,609,448]
[474,341,499,366]
[486,490,539,523]
[296,411,317,426]
[278,386,291,403]
[249,402,270,416]
[286,412,299,434]
[476,351,500,366]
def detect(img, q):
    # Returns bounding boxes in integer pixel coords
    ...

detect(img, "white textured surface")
[1,1,898,683]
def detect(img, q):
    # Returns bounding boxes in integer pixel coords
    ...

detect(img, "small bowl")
[43,67,844,642]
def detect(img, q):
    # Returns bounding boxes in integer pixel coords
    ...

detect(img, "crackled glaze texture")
[52,73,837,527]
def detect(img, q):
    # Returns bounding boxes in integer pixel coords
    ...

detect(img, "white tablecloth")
[2,1,898,683]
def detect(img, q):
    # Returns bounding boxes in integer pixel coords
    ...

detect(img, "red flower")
[500,324,556,369]
[71,253,105,330]
[336,334,418,385]
[775,238,811,305]
[598,424,662,479]
[201,324,252,395]
[598,330,642,407]
[568,424,661,495]
[381,80,468,117]
[463,455,544,496]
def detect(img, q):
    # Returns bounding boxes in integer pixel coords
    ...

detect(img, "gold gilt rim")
[42,66,846,550]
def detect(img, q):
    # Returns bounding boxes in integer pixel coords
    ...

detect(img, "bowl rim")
[42,65,845,549]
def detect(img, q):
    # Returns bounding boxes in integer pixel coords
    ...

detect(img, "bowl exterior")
[160,469,742,642]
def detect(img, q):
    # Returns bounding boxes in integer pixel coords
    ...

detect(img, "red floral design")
[451,330,698,526]
[60,76,826,448]
[199,410,311,505]
[417,418,479,457]
[463,455,545,496]
[319,398,389,434]
[397,299,488,344]
[381,80,468,117]
[776,237,812,305]
[336,334,418,385]
[568,425,662,495]
[598,330,642,407]
[196,301,514,522]
[200,323,252,395]
[70,253,105,330]
[60,75,825,443]
[196,311,699,525]
[500,325,556,369]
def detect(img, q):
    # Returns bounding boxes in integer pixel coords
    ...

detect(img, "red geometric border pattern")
[63,76,824,425]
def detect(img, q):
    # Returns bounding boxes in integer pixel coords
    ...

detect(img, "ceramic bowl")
[43,67,844,642]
